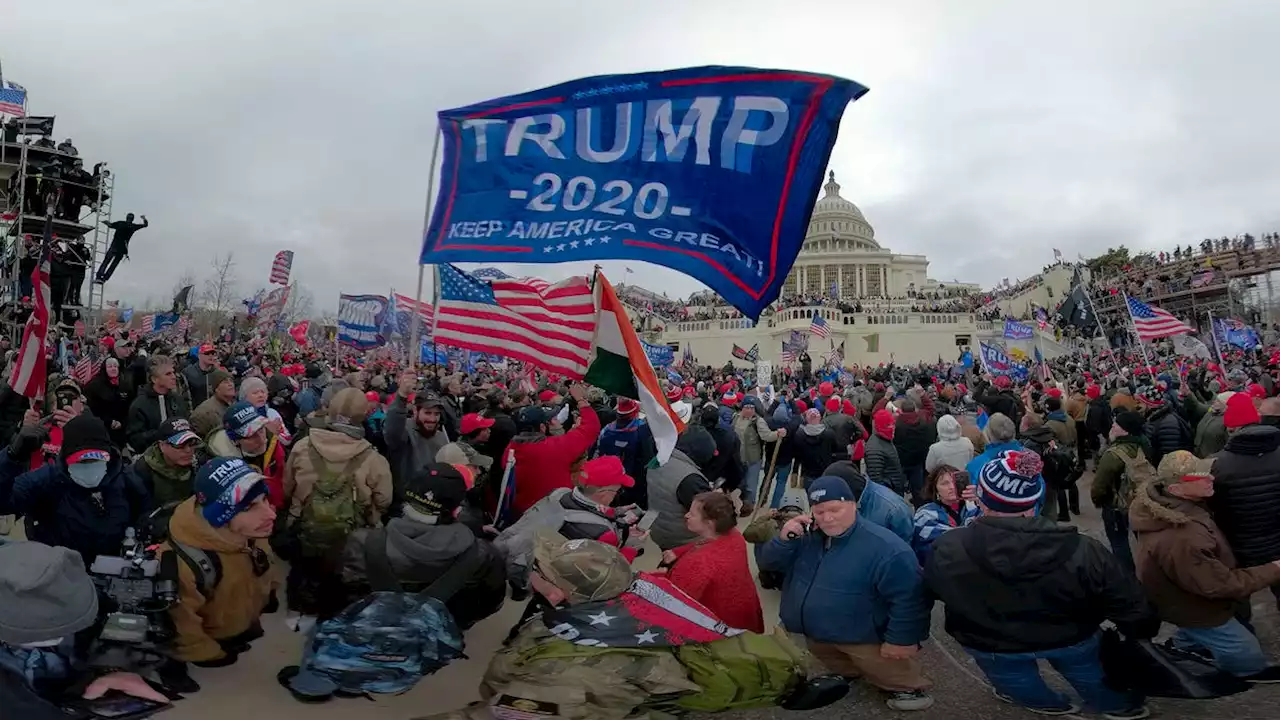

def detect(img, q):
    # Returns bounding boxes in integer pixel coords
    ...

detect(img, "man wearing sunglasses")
[159,457,278,693]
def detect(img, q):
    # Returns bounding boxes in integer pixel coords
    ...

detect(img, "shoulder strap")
[362,528,402,592]
[419,542,483,603]
[169,543,222,598]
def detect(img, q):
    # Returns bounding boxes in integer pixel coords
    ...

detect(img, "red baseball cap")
[616,398,640,416]
[537,389,558,403]
[460,413,495,435]
[580,455,635,488]
[199,343,216,354]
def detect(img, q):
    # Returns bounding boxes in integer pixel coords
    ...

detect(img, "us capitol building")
[637,171,1071,368]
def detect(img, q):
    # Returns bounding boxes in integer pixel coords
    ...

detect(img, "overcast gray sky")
[5,0,1277,311]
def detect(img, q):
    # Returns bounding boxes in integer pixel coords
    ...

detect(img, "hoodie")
[925,415,974,473]
[283,425,394,530]
[1131,481,1280,628]
[792,422,836,480]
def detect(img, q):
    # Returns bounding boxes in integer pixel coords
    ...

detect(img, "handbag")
[1099,628,1250,699]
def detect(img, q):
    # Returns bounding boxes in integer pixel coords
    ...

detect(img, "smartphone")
[636,510,659,531]
[954,471,971,494]
[71,692,172,719]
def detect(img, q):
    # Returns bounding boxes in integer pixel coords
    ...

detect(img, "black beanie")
[676,425,717,468]
[822,460,868,500]
[1115,410,1146,437]
[60,415,113,463]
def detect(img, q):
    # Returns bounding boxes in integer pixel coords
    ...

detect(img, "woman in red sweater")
[662,491,765,633]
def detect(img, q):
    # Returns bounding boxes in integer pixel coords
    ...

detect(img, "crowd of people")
[0,312,1279,718]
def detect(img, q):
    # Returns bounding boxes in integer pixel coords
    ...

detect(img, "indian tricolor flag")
[585,272,684,463]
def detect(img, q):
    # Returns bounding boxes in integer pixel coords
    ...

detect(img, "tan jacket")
[282,427,393,527]
[162,499,276,662]
[190,396,231,441]
[1066,393,1088,422]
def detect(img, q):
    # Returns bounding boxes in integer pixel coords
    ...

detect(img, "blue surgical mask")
[67,461,108,489]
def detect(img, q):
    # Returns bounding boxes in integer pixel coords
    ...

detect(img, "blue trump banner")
[1212,317,1260,350]
[642,340,675,368]
[420,66,868,319]
[979,341,1015,375]
[339,294,389,350]
[1003,319,1034,340]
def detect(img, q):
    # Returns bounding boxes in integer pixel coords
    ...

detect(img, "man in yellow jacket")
[160,457,278,693]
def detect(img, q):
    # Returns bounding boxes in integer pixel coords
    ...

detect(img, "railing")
[668,311,981,335]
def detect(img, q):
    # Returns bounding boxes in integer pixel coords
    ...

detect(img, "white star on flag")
[635,630,658,644]
[587,611,614,627]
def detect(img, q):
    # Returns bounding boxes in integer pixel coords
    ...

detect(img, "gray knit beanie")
[0,541,99,645]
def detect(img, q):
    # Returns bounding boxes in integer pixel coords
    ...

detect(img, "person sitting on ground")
[758,475,935,712]
[189,368,235,440]
[0,541,172,718]
[0,414,150,565]
[661,490,765,633]
[911,465,981,565]
[1130,450,1280,682]
[126,354,191,454]
[342,462,506,630]
[280,388,393,624]
[923,450,1158,719]
[132,418,202,508]
[206,402,287,509]
[160,458,278,691]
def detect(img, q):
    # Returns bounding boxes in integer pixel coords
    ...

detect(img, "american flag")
[780,342,798,363]
[470,267,512,280]
[0,85,26,117]
[809,313,830,339]
[269,250,294,286]
[435,264,595,378]
[139,314,155,334]
[1126,295,1192,341]
[72,351,100,386]
[177,315,193,333]
[9,237,51,398]
[393,292,435,328]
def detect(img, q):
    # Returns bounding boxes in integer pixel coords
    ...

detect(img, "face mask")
[68,461,108,489]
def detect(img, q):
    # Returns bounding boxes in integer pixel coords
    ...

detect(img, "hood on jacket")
[142,442,192,481]
[1129,481,1206,533]
[308,426,374,462]
[385,516,475,565]
[1222,424,1280,456]
[800,423,827,438]
[676,426,716,468]
[937,415,962,441]
[168,497,255,553]
[960,516,1082,581]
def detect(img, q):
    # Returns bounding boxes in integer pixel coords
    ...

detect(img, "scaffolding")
[1,106,115,336]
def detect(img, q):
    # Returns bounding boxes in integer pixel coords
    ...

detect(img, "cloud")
[4,0,1275,309]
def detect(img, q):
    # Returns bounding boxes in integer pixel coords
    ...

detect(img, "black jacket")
[1085,396,1113,441]
[792,425,837,480]
[923,516,1159,653]
[83,374,131,447]
[1145,405,1193,466]
[702,423,744,491]
[977,386,1021,427]
[125,385,192,453]
[1208,425,1280,567]
[893,412,937,469]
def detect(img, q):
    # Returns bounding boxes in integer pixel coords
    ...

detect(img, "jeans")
[768,464,792,509]
[966,633,1141,713]
[1173,619,1269,676]
[742,461,761,505]
[1101,507,1136,574]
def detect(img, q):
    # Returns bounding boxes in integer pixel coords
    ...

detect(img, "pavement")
[101,471,1280,719]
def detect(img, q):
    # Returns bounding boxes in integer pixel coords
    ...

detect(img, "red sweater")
[668,529,765,633]
[508,405,601,515]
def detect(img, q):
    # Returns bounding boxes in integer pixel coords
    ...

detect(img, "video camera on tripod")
[87,521,180,650]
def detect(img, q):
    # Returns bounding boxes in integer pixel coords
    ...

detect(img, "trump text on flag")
[421,66,867,319]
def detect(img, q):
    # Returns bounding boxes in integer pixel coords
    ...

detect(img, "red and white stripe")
[435,275,595,378]
[393,293,435,328]
[9,255,51,398]
[269,250,294,286]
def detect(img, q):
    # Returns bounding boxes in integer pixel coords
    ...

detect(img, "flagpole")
[1206,310,1224,365]
[1074,282,1120,378]
[1121,294,1156,375]
[409,124,442,370]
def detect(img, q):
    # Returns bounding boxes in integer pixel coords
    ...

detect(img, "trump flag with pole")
[419,66,868,319]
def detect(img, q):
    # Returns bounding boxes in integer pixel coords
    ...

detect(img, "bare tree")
[200,253,239,319]
[281,284,315,325]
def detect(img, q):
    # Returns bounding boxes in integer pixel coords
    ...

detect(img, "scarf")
[570,487,618,518]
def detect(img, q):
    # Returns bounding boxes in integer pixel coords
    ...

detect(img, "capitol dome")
[806,171,877,250]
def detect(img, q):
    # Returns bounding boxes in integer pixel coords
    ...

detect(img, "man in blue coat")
[758,475,933,712]
[0,414,150,565]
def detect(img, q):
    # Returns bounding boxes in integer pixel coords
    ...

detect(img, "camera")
[88,526,179,649]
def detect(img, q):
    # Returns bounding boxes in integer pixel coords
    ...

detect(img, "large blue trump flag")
[420,66,868,318]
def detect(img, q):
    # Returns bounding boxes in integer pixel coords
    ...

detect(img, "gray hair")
[239,376,267,402]
[146,354,172,378]
[984,413,1016,443]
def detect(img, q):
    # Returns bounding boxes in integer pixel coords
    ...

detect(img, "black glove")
[7,423,47,462]
[193,651,239,668]
[263,590,279,615]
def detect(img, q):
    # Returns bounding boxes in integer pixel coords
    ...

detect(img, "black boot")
[157,659,201,695]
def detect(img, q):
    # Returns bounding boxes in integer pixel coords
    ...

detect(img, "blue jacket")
[965,439,1025,480]
[912,500,981,565]
[757,516,929,646]
[858,480,915,545]
[718,405,735,432]
[0,450,150,564]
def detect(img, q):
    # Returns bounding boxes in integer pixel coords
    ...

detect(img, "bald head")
[1261,396,1280,417]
